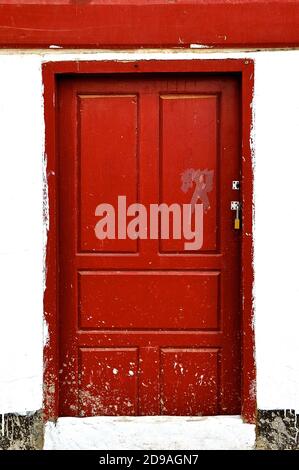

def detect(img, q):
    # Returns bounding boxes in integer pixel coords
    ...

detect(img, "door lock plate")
[231,201,240,211]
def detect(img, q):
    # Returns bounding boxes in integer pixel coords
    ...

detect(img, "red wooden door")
[58,74,241,416]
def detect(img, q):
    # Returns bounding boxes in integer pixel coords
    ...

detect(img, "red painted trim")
[240,61,256,423]
[43,66,59,420]
[1,2,299,48]
[43,59,256,423]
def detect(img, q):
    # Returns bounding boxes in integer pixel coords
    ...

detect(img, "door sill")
[44,415,255,450]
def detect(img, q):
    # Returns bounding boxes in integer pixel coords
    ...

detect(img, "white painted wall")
[0,49,299,447]
[0,55,44,414]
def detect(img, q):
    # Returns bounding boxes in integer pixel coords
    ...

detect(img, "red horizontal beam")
[0,2,299,48]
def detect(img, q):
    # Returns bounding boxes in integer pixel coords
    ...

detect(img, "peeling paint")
[43,318,49,348]
[189,44,213,49]
[42,151,49,293]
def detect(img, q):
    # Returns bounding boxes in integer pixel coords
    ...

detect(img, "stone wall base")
[256,410,299,450]
[0,411,43,450]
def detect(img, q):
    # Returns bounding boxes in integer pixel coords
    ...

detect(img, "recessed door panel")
[79,94,138,253]
[160,95,218,253]
[78,271,220,330]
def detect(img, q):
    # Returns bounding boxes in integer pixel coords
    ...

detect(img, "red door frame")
[43,59,255,423]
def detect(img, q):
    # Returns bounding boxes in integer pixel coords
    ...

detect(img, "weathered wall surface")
[0,49,299,449]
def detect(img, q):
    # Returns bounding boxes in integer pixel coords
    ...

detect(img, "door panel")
[78,271,220,330]
[160,94,218,253]
[58,74,241,417]
[160,348,219,415]
[79,94,138,253]
[79,347,139,416]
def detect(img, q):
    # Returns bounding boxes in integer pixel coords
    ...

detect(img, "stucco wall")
[0,49,299,449]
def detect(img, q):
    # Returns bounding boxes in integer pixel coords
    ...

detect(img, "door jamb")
[42,59,255,423]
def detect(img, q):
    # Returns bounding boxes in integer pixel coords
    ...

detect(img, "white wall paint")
[0,55,44,414]
[253,53,299,410]
[0,49,299,447]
